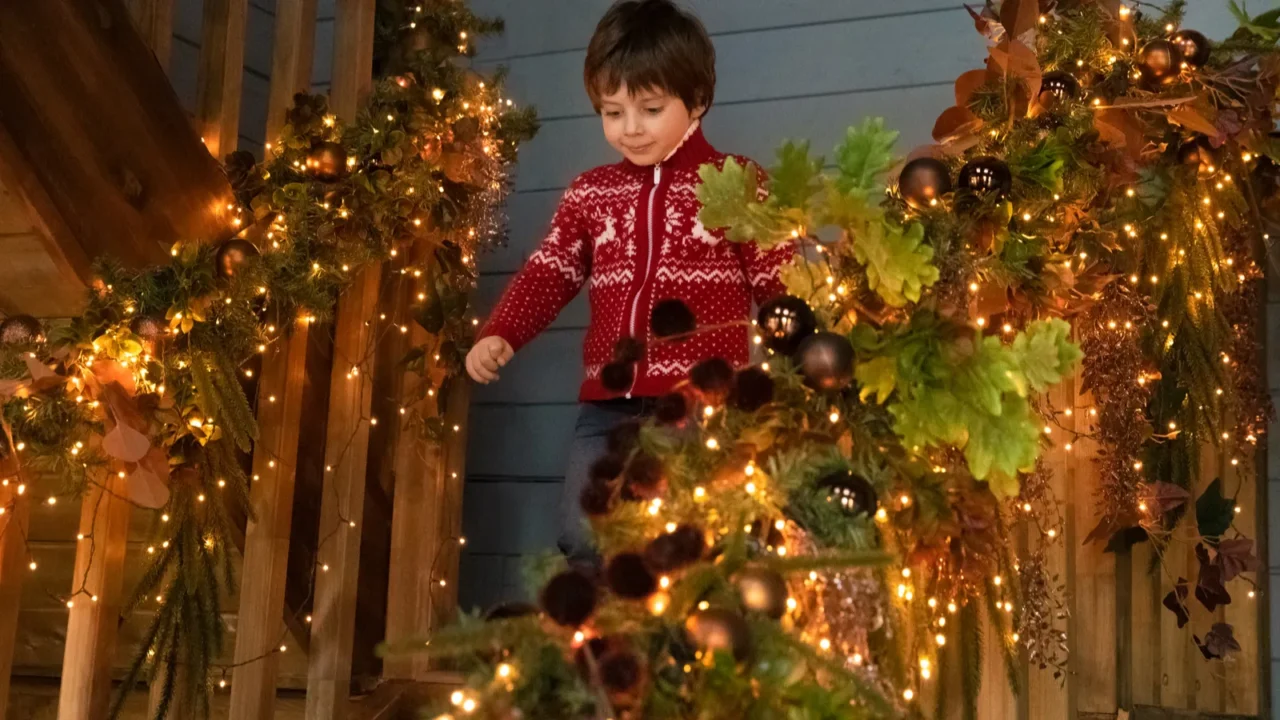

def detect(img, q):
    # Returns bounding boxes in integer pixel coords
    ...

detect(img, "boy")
[466,0,792,567]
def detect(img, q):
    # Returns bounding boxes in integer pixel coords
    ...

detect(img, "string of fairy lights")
[0,3,535,707]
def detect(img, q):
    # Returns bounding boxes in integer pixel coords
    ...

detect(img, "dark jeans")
[557,398,654,570]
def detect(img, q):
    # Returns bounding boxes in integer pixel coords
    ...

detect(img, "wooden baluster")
[225,0,319,714]
[305,5,377,714]
[56,472,132,720]
[195,0,248,159]
[0,484,29,718]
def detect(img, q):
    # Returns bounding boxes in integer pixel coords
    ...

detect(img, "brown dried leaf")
[988,40,1042,117]
[955,69,990,107]
[1105,96,1196,110]
[1168,106,1224,142]
[23,356,64,393]
[999,0,1039,40]
[128,462,170,509]
[103,423,150,463]
[90,359,137,396]
[102,381,148,433]
[932,106,983,143]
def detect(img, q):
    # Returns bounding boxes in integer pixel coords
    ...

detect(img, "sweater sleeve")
[478,180,591,352]
[736,239,794,306]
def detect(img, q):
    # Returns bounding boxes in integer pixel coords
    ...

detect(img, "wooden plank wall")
[463,1,1273,716]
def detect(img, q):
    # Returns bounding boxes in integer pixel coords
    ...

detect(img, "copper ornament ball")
[0,315,43,344]
[1137,39,1185,87]
[215,239,260,280]
[898,157,952,211]
[306,141,350,182]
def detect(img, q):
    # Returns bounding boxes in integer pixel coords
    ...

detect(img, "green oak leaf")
[852,219,940,307]
[1010,318,1082,395]
[834,117,899,195]
[769,140,824,209]
[696,158,790,246]
[963,395,1041,495]
[856,356,898,404]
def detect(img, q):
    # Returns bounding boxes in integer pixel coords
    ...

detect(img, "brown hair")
[584,0,716,114]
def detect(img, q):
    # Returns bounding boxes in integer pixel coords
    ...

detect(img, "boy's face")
[598,83,704,167]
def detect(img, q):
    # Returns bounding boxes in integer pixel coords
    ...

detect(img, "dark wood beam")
[0,0,234,278]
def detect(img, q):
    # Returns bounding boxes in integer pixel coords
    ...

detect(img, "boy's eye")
[645,106,664,115]
[604,110,622,118]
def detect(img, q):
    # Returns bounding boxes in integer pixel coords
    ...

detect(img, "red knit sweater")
[479,124,792,401]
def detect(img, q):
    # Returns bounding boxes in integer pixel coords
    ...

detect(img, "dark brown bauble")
[756,295,816,355]
[581,474,616,517]
[1176,136,1223,178]
[1138,39,1185,87]
[795,331,855,392]
[600,361,635,393]
[129,314,167,342]
[898,157,952,210]
[0,315,42,344]
[685,608,752,661]
[651,298,697,340]
[306,141,350,182]
[606,552,657,599]
[957,157,1013,200]
[1171,29,1211,69]
[735,567,789,619]
[690,357,734,398]
[817,469,878,517]
[598,646,645,696]
[540,570,598,627]
[613,336,645,364]
[214,238,260,280]
[654,392,691,425]
[643,524,705,572]
[622,453,665,501]
[729,367,775,412]
[1037,70,1080,110]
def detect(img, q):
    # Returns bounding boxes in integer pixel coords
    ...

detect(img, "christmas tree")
[393,0,1280,718]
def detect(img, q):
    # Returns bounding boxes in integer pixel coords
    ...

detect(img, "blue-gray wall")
[460,1,1280,708]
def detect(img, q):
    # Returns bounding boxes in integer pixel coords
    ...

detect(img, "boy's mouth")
[625,142,655,155]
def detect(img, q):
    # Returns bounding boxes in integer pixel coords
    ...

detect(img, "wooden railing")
[0,0,470,717]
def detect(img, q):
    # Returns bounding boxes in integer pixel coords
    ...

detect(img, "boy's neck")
[624,121,714,171]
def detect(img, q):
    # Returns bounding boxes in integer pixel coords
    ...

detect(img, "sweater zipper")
[626,162,662,398]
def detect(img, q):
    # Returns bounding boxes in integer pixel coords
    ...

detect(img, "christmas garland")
[0,2,535,718]
[389,1,1278,718]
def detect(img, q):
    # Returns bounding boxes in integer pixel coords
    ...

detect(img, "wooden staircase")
[0,0,467,717]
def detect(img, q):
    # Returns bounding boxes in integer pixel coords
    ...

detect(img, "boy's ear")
[691,104,707,120]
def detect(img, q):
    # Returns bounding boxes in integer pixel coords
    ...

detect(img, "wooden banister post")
[264,0,319,144]
[304,7,377,714]
[56,472,132,720]
[0,486,29,718]
[229,322,311,719]
[125,0,174,72]
[433,379,471,625]
[195,0,248,160]
[225,2,319,715]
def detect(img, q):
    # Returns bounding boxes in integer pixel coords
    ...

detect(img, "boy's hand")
[466,336,514,384]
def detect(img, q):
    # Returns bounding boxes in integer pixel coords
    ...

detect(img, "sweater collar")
[621,121,716,174]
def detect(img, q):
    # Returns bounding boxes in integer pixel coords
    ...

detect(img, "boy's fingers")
[467,353,497,383]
